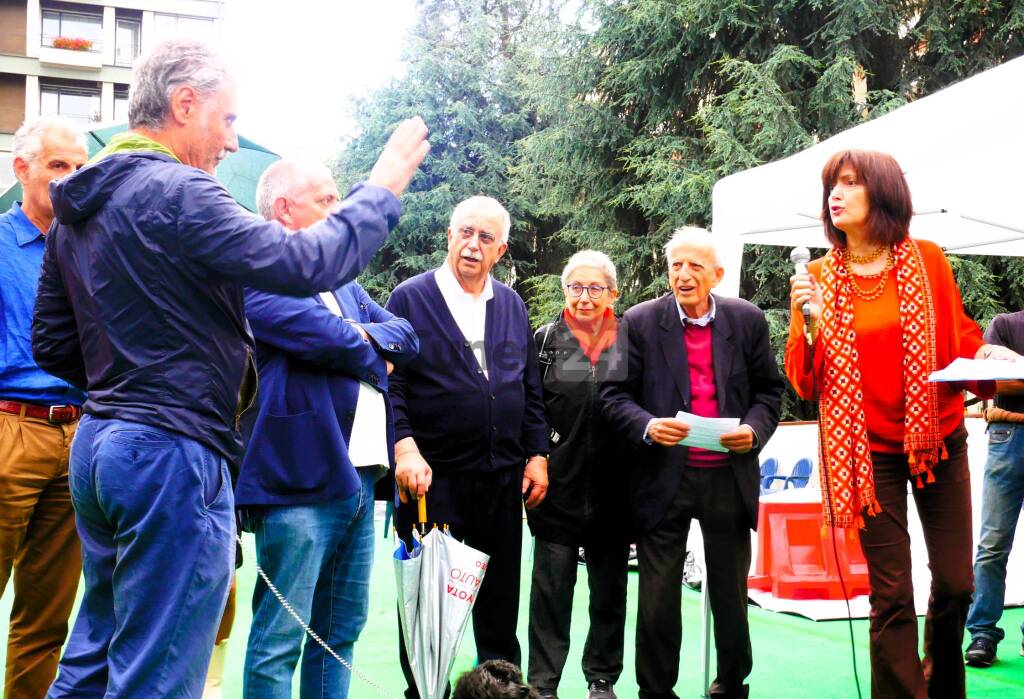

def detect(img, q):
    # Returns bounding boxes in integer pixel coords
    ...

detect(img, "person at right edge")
[786,148,1018,699]
[963,309,1024,667]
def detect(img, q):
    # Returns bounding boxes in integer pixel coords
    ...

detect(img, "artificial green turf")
[3,525,1023,698]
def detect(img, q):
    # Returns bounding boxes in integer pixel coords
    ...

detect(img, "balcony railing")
[41,34,102,53]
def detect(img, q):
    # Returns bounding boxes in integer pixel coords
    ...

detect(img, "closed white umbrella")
[395,497,489,699]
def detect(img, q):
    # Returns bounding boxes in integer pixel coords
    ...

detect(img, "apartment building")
[0,0,225,188]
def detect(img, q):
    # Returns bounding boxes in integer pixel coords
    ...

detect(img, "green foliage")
[337,0,1024,419]
[335,0,567,305]
[513,0,1024,418]
[949,254,1005,327]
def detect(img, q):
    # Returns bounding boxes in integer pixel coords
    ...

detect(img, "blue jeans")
[242,468,377,699]
[47,415,235,698]
[966,421,1024,643]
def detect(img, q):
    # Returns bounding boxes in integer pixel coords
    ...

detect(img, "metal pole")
[699,553,712,699]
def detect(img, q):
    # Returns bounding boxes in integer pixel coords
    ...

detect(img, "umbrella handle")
[417,494,427,525]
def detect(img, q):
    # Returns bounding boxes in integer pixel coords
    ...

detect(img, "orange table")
[748,489,871,600]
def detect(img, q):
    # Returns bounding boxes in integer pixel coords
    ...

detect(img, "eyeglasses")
[457,225,499,246]
[565,283,609,299]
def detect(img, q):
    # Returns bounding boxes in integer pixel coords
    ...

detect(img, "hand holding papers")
[929,357,1024,382]
[674,410,740,453]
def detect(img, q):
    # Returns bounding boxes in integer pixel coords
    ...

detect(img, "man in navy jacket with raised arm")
[31,39,428,698]
[236,160,419,699]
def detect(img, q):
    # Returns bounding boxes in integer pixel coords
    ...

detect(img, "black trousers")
[527,536,629,691]
[636,466,752,699]
[396,467,524,699]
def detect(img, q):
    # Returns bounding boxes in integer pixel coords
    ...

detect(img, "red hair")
[821,149,913,247]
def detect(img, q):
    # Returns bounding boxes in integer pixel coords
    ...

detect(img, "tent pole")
[699,554,711,699]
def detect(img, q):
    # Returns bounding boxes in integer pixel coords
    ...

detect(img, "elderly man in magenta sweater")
[385,196,549,699]
[600,228,783,699]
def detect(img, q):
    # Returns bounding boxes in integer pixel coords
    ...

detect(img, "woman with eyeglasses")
[526,250,630,699]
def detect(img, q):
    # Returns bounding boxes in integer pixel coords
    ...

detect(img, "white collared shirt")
[318,291,388,470]
[676,294,717,327]
[434,262,493,377]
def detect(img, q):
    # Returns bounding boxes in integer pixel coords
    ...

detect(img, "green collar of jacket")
[90,132,181,164]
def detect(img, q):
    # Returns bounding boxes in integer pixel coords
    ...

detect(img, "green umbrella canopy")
[0,121,279,213]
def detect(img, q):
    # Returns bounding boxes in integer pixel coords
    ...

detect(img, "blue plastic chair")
[784,457,813,489]
[759,457,781,494]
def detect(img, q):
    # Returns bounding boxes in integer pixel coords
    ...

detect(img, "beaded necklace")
[844,245,886,264]
[844,248,894,301]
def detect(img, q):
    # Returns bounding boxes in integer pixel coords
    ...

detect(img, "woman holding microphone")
[786,149,1017,699]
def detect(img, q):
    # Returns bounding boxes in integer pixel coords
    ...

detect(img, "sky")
[221,1,418,162]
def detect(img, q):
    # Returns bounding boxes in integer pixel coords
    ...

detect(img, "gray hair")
[12,116,86,162]
[128,38,231,130]
[255,160,332,220]
[560,249,618,290]
[664,226,721,268]
[449,196,511,244]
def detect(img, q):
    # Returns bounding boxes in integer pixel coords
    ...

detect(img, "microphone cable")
[807,314,865,699]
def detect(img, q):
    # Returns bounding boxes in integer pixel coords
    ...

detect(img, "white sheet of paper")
[929,357,1024,382]
[347,382,389,467]
[674,410,740,453]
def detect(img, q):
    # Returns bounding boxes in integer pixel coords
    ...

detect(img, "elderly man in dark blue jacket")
[31,39,428,698]
[385,196,549,699]
[236,160,418,699]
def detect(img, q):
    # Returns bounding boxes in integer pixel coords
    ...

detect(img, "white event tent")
[712,55,1024,296]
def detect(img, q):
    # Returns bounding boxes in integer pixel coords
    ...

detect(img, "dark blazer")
[385,270,548,474]
[600,293,783,532]
[235,282,418,507]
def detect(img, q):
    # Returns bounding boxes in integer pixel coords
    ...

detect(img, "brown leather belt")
[0,400,82,424]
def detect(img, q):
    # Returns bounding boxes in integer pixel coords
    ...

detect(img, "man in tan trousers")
[0,116,88,697]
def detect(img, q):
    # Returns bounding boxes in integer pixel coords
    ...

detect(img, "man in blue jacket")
[385,196,549,698]
[236,160,419,698]
[31,39,428,698]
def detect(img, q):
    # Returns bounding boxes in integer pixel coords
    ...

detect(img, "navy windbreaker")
[32,151,400,465]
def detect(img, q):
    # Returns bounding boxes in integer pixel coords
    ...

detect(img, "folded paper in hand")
[929,358,1024,383]
[674,410,739,453]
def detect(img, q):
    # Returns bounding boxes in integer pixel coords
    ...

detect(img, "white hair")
[255,160,332,220]
[449,196,511,244]
[560,249,618,290]
[664,226,721,268]
[128,38,231,130]
[12,116,86,162]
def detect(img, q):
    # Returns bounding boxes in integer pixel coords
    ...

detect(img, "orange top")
[785,239,988,452]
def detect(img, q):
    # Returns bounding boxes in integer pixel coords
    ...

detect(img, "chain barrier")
[236,534,400,699]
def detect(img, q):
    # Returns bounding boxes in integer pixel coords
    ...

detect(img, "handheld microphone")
[790,246,812,330]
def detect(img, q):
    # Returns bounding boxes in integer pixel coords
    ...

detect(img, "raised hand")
[367,117,431,198]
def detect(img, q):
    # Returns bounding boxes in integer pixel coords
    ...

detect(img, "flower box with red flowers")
[51,37,94,51]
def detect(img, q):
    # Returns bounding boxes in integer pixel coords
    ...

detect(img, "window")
[115,19,141,66]
[41,9,103,52]
[114,88,129,123]
[153,13,215,42]
[40,83,101,124]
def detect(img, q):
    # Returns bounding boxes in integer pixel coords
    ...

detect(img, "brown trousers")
[0,411,81,698]
[857,425,973,699]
